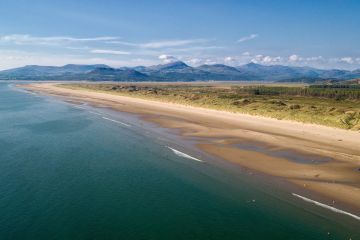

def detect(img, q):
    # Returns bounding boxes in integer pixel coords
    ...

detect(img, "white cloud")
[304,56,324,62]
[204,59,217,65]
[273,56,282,62]
[238,34,258,43]
[236,53,282,65]
[158,54,178,63]
[108,39,211,49]
[224,56,234,62]
[186,58,202,65]
[242,51,251,56]
[66,46,91,50]
[0,34,120,46]
[90,49,130,55]
[289,54,301,62]
[340,57,354,64]
[182,57,218,66]
[262,56,273,63]
[251,54,263,63]
[327,57,359,67]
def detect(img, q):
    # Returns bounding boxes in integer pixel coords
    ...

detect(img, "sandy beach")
[22,83,360,213]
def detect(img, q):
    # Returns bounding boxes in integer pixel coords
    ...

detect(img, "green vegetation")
[61,83,360,130]
[233,85,360,100]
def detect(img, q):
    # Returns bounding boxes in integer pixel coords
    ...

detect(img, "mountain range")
[0,61,359,82]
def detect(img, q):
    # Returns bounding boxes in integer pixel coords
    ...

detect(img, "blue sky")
[0,0,359,70]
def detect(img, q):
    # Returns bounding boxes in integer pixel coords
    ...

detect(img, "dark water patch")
[272,150,332,164]
[0,139,16,155]
[16,118,92,134]
[234,142,332,164]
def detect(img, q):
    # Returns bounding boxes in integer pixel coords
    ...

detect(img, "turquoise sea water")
[0,83,359,239]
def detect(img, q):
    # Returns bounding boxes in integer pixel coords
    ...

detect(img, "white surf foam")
[102,117,130,127]
[292,193,360,221]
[167,147,204,162]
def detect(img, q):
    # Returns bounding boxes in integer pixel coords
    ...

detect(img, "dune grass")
[60,83,360,130]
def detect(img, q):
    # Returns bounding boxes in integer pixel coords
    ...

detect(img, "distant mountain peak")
[144,60,190,73]
[161,61,189,69]
[244,62,263,68]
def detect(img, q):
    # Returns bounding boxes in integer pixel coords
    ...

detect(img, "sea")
[0,82,358,239]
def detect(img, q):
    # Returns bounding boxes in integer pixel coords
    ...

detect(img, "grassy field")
[60,82,360,130]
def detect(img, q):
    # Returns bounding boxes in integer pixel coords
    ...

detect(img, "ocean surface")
[0,82,358,239]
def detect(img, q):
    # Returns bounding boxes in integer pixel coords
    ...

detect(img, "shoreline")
[20,83,360,215]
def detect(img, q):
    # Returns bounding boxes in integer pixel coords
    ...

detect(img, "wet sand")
[21,83,360,214]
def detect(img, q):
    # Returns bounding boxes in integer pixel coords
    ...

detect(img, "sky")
[0,0,359,70]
